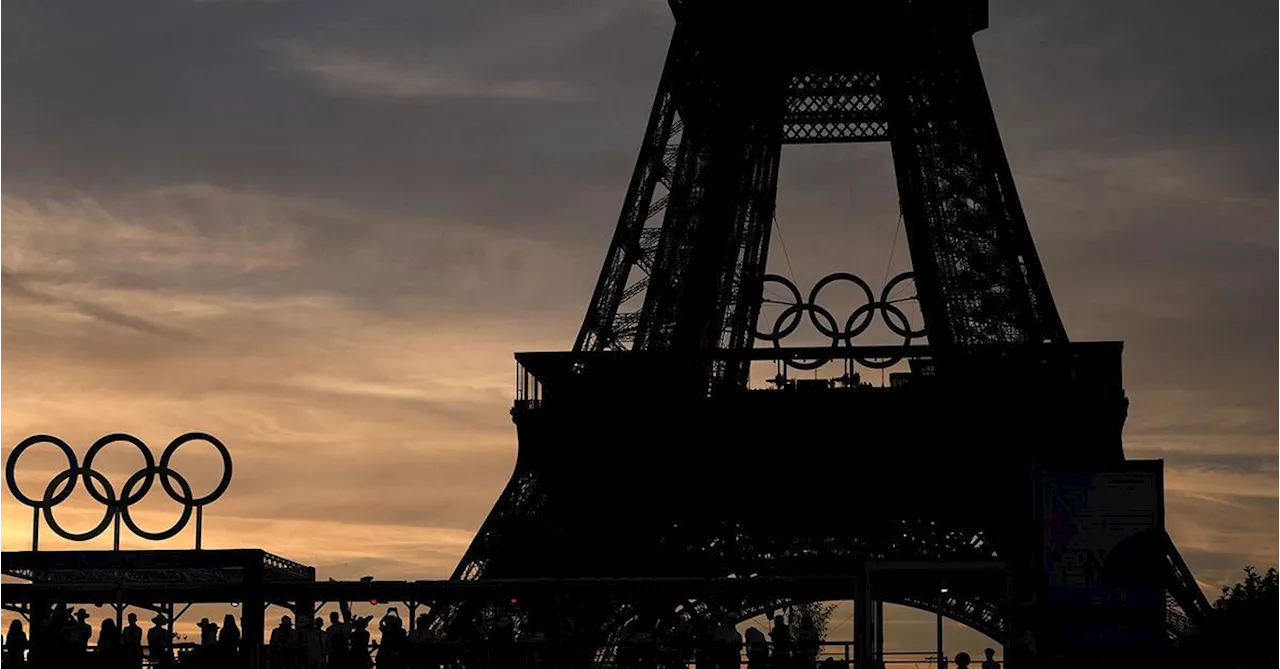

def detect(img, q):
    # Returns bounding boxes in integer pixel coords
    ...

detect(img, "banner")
[1037,462,1166,644]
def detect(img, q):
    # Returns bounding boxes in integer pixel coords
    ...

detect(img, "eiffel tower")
[447,2,1209,666]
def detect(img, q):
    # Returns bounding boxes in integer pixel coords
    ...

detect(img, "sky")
[2,0,1276,658]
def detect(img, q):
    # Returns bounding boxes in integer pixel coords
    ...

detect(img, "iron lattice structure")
[1,550,314,588]
[446,2,1208,666]
[574,1,1064,382]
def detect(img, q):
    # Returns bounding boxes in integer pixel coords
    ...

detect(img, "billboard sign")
[1037,461,1166,644]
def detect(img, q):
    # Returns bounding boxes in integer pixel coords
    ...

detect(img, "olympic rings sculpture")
[756,271,926,370]
[5,432,231,547]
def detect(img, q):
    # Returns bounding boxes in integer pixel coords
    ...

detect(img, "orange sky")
[2,0,1276,658]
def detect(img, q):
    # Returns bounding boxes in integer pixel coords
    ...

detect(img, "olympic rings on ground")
[4,432,231,544]
[756,271,926,370]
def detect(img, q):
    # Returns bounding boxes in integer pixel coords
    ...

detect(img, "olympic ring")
[4,432,231,545]
[757,271,925,370]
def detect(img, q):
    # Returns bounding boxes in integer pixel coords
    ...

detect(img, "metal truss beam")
[574,33,1065,382]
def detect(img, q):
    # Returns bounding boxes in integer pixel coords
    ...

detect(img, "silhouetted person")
[47,603,77,666]
[70,608,92,663]
[324,611,349,669]
[745,626,768,669]
[769,616,791,669]
[379,610,409,669]
[298,617,323,669]
[189,617,216,669]
[197,618,218,646]
[270,616,296,669]
[955,651,972,669]
[6,620,28,667]
[350,616,372,669]
[218,614,241,666]
[98,618,122,669]
[409,613,437,669]
[122,612,144,669]
[40,602,69,664]
[981,648,999,669]
[147,615,174,668]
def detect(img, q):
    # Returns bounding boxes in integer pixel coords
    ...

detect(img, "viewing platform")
[514,342,1126,418]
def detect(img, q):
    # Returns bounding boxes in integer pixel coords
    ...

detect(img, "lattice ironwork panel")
[24,568,243,584]
[893,592,1006,641]
[263,552,316,582]
[783,71,888,144]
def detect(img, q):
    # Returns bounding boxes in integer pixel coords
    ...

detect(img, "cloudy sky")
[2,0,1275,655]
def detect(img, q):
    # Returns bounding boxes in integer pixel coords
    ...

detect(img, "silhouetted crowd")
[2,604,241,669]
[2,604,1001,669]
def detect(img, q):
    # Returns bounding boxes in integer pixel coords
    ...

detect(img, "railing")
[263,551,316,582]
[1,639,966,669]
[514,342,1124,405]
[516,359,545,406]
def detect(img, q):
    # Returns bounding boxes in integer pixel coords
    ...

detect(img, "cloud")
[263,40,585,102]
[257,1,667,103]
[0,185,583,566]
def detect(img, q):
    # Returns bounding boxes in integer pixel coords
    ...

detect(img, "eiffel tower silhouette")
[445,3,1209,666]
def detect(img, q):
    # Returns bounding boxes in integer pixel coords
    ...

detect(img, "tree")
[1212,566,1277,667]
[1174,566,1278,669]
[786,601,837,666]
[1213,565,1277,614]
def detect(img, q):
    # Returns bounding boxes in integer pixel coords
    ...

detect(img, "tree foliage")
[1213,565,1277,614]
[786,601,837,665]
[1174,566,1278,669]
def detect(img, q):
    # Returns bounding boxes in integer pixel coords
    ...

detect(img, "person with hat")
[270,615,296,669]
[147,614,174,668]
[69,609,92,663]
[197,618,219,646]
[195,617,219,668]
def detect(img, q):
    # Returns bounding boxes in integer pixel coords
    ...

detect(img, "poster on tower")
[1037,461,1167,644]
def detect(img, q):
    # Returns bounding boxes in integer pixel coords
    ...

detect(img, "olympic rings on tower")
[756,271,926,369]
[4,432,232,545]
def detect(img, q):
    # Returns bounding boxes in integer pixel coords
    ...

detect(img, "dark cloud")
[3,0,668,239]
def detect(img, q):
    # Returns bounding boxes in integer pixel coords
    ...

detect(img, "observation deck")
[506,343,1128,576]
[514,344,1127,463]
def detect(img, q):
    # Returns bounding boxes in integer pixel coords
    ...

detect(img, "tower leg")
[574,33,685,353]
[635,65,785,366]
[884,38,1066,349]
